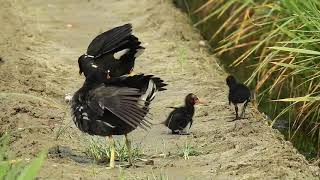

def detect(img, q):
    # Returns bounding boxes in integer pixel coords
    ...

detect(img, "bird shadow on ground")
[48,145,155,168]
[48,145,96,164]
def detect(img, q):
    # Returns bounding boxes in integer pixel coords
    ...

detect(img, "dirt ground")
[0,0,319,179]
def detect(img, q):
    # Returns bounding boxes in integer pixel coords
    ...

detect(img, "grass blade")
[17,150,47,180]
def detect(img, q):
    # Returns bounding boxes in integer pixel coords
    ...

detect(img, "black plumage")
[72,71,166,136]
[71,70,166,167]
[226,75,251,120]
[164,93,203,135]
[78,23,144,77]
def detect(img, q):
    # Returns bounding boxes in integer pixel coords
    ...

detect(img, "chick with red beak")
[163,93,205,135]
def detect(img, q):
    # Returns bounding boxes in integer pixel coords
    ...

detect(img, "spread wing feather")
[87,24,132,57]
[87,85,151,130]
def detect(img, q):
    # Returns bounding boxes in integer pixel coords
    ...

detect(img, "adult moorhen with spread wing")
[78,23,144,77]
[163,93,204,135]
[71,70,166,168]
[226,75,251,120]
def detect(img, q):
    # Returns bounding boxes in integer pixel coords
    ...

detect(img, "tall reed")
[174,0,320,158]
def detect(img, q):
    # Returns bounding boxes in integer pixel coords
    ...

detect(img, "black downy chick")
[164,93,204,135]
[78,23,144,78]
[226,75,251,120]
[71,70,166,168]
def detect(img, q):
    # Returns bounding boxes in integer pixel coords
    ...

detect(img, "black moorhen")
[226,75,251,120]
[163,93,204,135]
[78,23,144,77]
[71,70,166,168]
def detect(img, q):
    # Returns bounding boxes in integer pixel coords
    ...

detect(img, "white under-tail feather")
[138,79,157,107]
[134,48,145,58]
[113,48,130,60]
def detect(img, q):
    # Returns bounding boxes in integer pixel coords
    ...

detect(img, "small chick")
[164,93,204,135]
[226,75,251,120]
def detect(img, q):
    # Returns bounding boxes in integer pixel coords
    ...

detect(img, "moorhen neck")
[78,23,144,78]
[164,93,203,135]
[226,75,251,120]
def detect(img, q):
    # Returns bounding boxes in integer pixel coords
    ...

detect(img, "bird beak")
[129,69,135,76]
[195,99,207,105]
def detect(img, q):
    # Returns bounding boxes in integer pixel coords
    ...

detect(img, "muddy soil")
[0,0,319,179]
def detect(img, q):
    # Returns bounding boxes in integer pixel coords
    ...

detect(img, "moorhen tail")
[71,70,166,168]
[78,23,144,77]
[163,93,204,135]
[226,75,251,120]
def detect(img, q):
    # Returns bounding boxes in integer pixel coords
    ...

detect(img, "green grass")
[175,0,320,158]
[148,170,170,180]
[176,45,189,71]
[55,119,72,140]
[86,137,143,164]
[0,133,46,180]
[177,140,201,160]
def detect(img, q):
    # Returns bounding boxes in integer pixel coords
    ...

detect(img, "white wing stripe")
[114,48,130,60]
[96,120,115,128]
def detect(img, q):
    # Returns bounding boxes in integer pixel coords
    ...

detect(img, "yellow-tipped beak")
[129,70,136,76]
[195,99,207,105]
